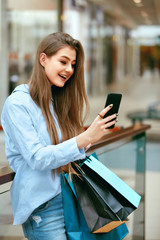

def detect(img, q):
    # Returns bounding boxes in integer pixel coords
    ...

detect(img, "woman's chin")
[50,81,66,88]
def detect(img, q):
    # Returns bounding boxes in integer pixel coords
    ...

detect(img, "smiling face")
[40,46,76,87]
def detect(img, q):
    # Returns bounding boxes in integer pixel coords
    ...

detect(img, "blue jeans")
[22,193,67,240]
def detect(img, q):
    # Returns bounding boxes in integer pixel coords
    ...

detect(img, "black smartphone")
[104,93,122,129]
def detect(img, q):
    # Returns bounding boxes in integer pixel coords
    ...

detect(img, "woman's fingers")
[98,112,117,124]
[104,113,117,123]
[97,104,113,119]
[82,104,118,146]
[77,104,118,149]
[105,119,117,128]
[98,104,118,126]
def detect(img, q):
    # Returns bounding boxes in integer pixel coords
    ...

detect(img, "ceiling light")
[133,0,142,3]
[133,0,144,7]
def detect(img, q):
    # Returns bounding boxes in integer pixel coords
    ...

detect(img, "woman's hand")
[76,104,118,150]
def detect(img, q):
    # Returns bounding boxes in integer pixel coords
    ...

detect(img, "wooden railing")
[0,123,150,186]
[87,123,150,152]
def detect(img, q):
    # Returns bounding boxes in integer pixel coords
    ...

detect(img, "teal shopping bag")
[61,173,129,240]
[71,153,141,233]
[83,154,141,208]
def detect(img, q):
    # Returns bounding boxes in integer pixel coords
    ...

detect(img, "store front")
[7,0,59,93]
[0,0,59,116]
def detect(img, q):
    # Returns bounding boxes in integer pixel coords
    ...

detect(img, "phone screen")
[104,93,122,128]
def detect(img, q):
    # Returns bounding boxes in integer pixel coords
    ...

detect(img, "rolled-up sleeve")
[1,97,86,171]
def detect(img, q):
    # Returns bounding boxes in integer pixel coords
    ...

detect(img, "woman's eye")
[61,61,66,64]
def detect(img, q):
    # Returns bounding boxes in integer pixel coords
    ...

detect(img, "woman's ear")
[39,53,47,67]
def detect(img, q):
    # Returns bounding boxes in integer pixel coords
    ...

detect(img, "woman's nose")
[65,64,73,73]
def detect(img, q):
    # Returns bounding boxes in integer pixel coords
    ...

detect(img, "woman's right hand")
[76,104,118,150]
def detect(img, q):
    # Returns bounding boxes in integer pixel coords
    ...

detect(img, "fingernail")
[116,113,118,116]
[115,119,118,122]
[109,104,113,108]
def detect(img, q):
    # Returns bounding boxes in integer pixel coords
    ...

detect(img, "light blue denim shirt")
[1,84,86,225]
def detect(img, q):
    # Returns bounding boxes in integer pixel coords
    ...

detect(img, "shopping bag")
[61,173,129,240]
[71,153,141,233]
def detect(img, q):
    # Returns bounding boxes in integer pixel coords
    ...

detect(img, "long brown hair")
[29,32,89,173]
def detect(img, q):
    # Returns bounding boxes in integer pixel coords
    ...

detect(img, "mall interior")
[0,0,160,239]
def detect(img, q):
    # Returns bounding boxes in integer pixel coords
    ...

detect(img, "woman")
[1,32,118,239]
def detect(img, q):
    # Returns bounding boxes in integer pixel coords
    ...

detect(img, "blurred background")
[1,0,160,128]
[0,0,160,239]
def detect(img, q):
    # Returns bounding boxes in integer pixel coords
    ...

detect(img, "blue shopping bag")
[61,173,129,240]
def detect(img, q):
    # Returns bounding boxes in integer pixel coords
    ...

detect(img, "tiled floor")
[0,70,160,239]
